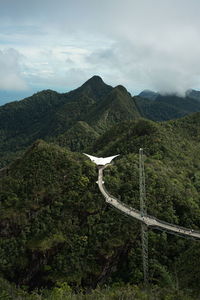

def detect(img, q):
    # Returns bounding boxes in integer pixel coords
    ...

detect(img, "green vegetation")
[86,85,140,132]
[135,94,200,121]
[0,76,140,168]
[0,113,200,297]
[53,121,99,152]
[1,77,200,298]
[0,279,197,300]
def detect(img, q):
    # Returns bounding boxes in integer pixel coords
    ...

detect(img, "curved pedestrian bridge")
[97,165,200,240]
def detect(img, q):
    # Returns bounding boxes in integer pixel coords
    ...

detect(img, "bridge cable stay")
[139,148,149,286]
[84,152,200,287]
[96,163,200,239]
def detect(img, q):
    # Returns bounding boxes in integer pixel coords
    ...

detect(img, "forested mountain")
[2,76,200,169]
[1,77,200,298]
[86,85,140,132]
[136,92,200,121]
[0,76,141,167]
[2,76,200,168]
[1,112,200,298]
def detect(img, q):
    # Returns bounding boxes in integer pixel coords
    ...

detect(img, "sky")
[1,0,200,104]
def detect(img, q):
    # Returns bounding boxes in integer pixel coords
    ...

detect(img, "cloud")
[0,48,28,91]
[1,0,200,96]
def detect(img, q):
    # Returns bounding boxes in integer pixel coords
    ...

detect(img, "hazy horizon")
[1,0,200,104]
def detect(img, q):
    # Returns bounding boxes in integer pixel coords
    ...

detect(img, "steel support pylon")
[139,148,149,287]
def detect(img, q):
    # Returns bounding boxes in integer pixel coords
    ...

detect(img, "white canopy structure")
[83,153,119,166]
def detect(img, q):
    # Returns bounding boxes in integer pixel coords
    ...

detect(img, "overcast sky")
[1,0,200,103]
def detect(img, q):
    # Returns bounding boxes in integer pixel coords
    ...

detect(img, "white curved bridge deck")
[97,165,200,240]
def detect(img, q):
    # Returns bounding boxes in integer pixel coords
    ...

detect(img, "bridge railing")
[101,182,141,214]
[100,180,200,239]
[149,215,200,236]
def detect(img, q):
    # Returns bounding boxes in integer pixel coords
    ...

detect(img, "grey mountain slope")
[138,89,159,101]
[135,93,200,121]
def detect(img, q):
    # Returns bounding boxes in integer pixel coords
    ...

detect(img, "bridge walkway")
[97,165,200,240]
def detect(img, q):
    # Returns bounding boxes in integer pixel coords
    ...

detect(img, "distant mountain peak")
[81,75,104,87]
[77,75,112,102]
[114,85,130,95]
[186,89,200,101]
[139,90,159,101]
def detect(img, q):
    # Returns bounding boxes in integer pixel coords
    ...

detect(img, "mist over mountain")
[136,90,200,121]
[138,89,159,101]
[186,89,200,101]
[2,0,200,297]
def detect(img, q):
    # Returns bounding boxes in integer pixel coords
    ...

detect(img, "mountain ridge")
[0,76,141,167]
[2,75,200,168]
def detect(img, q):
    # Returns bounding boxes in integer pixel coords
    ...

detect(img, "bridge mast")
[139,148,149,287]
